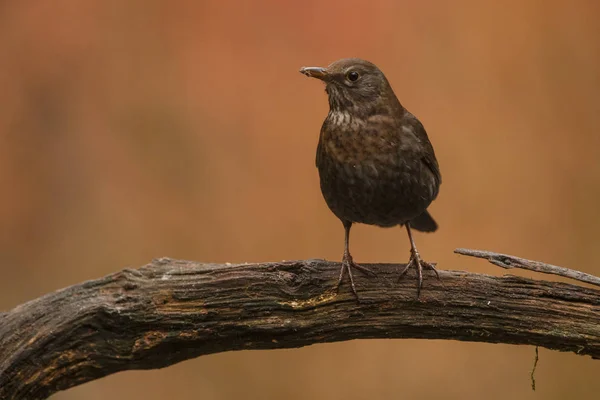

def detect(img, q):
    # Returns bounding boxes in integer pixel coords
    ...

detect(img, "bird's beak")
[299,66,328,81]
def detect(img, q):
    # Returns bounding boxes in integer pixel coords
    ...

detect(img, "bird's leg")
[398,223,439,297]
[337,221,376,300]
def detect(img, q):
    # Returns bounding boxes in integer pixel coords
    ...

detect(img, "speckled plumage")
[300,58,442,299]
[317,109,440,227]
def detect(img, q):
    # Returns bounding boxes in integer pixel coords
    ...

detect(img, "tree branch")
[455,248,600,287]
[1,253,599,400]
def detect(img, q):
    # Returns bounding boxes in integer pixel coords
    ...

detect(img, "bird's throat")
[327,110,354,127]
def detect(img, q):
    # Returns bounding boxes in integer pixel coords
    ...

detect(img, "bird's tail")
[409,210,438,232]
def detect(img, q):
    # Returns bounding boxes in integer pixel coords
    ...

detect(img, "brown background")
[1,0,599,399]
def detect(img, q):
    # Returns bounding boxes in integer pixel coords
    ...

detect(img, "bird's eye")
[346,71,360,82]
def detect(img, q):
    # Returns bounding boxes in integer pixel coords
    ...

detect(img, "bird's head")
[300,58,400,115]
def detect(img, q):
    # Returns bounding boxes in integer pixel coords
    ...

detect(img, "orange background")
[1,1,599,399]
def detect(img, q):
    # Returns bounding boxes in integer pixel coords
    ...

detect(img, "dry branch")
[455,248,600,287]
[1,252,599,400]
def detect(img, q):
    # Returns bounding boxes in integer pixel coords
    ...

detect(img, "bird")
[299,58,441,300]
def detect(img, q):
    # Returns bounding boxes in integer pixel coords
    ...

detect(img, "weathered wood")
[455,248,600,287]
[1,256,599,400]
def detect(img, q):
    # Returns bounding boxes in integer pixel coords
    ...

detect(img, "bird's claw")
[398,249,439,298]
[351,262,377,277]
[336,254,376,302]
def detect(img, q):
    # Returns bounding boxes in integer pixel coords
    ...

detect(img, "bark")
[1,252,599,399]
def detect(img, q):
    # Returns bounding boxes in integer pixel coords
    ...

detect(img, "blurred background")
[1,0,599,399]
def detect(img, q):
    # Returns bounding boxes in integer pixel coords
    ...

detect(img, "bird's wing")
[404,113,442,199]
[315,137,322,168]
[315,122,326,168]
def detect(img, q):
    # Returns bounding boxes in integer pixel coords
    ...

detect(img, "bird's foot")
[397,249,439,298]
[336,253,376,301]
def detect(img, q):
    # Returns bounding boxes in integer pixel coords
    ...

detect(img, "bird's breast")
[321,112,402,166]
[317,112,435,225]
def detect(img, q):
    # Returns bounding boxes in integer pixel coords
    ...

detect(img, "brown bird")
[300,58,441,299]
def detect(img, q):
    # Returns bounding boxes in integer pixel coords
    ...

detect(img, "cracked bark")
[1,253,599,399]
